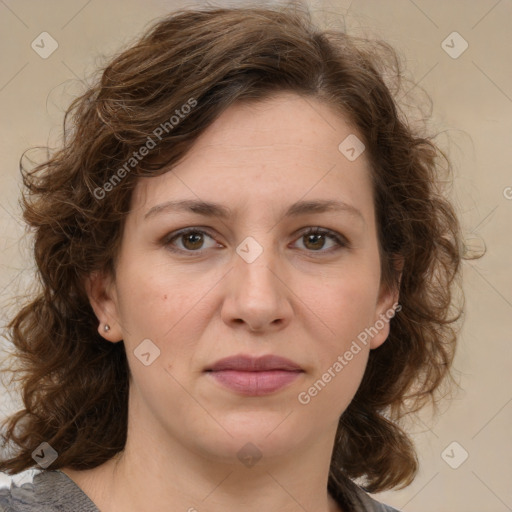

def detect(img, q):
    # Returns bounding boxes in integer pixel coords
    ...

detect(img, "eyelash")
[162,226,349,255]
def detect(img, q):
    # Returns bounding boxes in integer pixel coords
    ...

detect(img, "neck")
[101,431,342,512]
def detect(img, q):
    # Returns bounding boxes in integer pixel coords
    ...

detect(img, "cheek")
[115,254,196,325]
[114,258,219,373]
[308,266,380,345]
[297,352,368,425]
[299,259,379,410]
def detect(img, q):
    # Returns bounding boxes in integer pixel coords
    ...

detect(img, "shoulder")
[0,469,99,511]
[351,484,402,512]
[332,475,402,512]
[0,469,39,511]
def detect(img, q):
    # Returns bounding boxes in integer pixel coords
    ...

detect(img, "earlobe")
[370,259,403,350]
[84,270,123,342]
[369,288,400,350]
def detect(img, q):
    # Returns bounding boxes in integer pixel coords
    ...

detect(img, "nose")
[220,241,293,333]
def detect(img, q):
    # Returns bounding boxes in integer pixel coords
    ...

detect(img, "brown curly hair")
[0,2,477,501]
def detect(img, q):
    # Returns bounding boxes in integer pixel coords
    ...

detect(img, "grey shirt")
[0,469,401,511]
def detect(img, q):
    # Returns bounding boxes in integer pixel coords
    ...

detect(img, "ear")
[369,256,403,350]
[84,270,123,343]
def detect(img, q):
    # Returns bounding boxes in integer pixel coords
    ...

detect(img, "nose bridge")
[234,233,281,298]
[222,232,291,331]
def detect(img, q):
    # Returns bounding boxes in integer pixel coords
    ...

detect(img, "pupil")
[306,233,324,250]
[184,233,203,249]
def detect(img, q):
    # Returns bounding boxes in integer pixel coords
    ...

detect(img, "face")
[88,92,399,466]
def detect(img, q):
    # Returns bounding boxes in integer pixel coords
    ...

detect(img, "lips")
[205,354,304,396]
[206,354,303,372]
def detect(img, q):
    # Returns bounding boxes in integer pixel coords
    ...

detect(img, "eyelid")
[161,226,219,251]
[161,226,349,254]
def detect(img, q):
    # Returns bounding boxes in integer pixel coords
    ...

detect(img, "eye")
[162,226,348,255]
[163,228,219,253]
[292,227,348,253]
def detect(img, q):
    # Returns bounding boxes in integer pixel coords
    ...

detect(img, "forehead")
[190,92,361,157]
[130,92,374,222]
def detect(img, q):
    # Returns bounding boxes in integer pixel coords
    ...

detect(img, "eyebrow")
[144,198,364,222]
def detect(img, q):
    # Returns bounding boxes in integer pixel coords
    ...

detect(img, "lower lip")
[207,370,302,396]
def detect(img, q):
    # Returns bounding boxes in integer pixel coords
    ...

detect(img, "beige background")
[0,1,511,511]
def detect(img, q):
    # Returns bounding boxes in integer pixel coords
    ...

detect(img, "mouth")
[206,354,303,372]
[205,354,304,396]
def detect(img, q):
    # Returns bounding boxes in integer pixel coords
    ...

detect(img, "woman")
[0,4,470,511]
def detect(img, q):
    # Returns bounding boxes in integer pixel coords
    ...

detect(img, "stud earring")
[103,324,111,332]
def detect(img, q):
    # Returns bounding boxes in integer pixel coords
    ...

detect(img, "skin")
[62,92,400,512]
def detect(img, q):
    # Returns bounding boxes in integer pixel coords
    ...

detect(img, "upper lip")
[206,354,303,372]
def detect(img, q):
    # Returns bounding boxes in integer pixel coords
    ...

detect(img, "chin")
[189,411,312,465]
